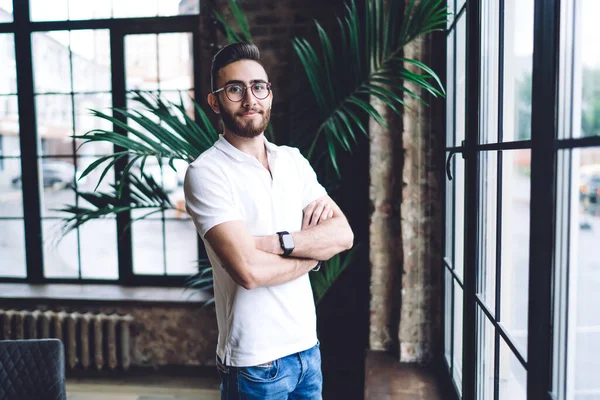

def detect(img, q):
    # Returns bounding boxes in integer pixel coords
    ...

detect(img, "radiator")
[0,309,135,371]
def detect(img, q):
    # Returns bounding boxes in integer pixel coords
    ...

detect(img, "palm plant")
[59,0,447,305]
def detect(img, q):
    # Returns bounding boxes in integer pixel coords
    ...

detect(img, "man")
[184,42,354,399]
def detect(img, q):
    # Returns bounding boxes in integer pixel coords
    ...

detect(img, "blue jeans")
[216,343,323,399]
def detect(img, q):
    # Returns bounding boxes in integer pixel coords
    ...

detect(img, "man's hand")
[302,198,334,230]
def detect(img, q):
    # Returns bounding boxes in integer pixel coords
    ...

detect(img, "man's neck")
[223,131,268,164]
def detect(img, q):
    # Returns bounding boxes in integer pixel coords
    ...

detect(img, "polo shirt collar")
[214,134,278,163]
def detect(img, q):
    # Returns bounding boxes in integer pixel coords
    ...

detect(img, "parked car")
[11,160,86,190]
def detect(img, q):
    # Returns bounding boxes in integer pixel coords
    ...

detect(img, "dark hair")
[211,42,262,91]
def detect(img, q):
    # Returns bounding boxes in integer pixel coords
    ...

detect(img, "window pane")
[32,31,72,93]
[576,0,600,138]
[477,308,495,400]
[80,219,118,280]
[500,149,530,357]
[36,94,73,156]
[0,96,20,156]
[446,31,455,148]
[68,2,112,20]
[503,0,533,142]
[165,220,198,275]
[32,0,198,20]
[40,157,76,218]
[158,33,193,90]
[570,148,600,397]
[553,150,569,398]
[0,220,26,278]
[74,94,113,155]
[132,220,165,275]
[480,0,500,144]
[30,0,69,22]
[445,153,454,261]
[160,0,199,16]
[447,0,455,29]
[113,0,158,18]
[455,13,466,147]
[125,35,159,91]
[445,269,452,366]
[499,340,527,400]
[71,30,111,93]
[453,282,463,390]
[478,151,498,312]
[43,219,78,278]
[0,158,23,217]
[455,151,465,278]
[76,156,115,196]
[0,0,13,22]
[0,34,16,94]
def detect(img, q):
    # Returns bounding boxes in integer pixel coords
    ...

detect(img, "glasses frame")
[212,82,272,102]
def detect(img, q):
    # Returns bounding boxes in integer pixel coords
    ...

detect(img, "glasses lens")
[251,83,270,99]
[225,85,245,102]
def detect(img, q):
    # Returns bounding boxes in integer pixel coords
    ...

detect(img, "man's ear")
[207,93,220,114]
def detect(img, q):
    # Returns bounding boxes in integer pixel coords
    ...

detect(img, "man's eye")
[253,84,266,91]
[228,85,243,93]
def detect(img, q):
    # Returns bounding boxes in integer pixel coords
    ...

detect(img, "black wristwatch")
[277,231,295,256]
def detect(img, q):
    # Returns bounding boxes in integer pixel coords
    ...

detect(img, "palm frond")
[184,259,214,293]
[57,172,178,236]
[214,0,252,43]
[74,92,217,193]
[310,243,362,304]
[292,0,448,176]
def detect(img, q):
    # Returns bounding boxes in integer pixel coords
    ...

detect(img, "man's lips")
[238,111,262,118]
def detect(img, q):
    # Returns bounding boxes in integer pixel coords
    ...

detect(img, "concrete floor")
[66,376,220,400]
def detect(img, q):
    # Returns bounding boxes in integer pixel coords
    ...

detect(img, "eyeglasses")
[212,82,271,102]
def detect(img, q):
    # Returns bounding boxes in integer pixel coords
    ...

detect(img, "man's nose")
[242,87,256,107]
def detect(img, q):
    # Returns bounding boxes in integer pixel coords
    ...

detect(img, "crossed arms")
[204,195,354,290]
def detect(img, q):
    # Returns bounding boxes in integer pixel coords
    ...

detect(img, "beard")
[219,101,271,139]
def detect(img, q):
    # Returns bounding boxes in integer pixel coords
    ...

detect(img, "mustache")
[237,108,263,115]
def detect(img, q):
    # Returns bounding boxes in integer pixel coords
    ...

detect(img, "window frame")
[443,0,600,398]
[0,0,207,286]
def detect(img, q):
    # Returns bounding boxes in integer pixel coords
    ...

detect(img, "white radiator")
[0,309,135,370]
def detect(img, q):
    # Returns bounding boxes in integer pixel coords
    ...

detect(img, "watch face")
[282,234,294,249]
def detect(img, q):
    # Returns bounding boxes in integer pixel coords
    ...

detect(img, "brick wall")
[212,0,346,142]
[368,30,446,363]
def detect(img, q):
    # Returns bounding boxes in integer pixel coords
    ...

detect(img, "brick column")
[368,30,445,362]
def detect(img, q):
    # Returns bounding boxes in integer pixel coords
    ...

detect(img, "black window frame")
[443,0,600,399]
[0,0,208,287]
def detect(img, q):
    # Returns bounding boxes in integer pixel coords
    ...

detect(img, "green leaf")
[310,244,362,304]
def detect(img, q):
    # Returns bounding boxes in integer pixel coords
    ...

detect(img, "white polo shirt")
[183,134,327,367]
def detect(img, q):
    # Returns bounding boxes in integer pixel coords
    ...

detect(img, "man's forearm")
[244,249,319,289]
[292,217,353,259]
[257,217,353,260]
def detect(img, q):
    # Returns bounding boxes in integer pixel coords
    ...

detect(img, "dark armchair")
[0,339,66,400]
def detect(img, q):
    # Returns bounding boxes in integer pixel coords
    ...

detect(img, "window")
[0,31,25,278]
[554,1,600,399]
[444,0,600,399]
[444,0,466,394]
[28,0,200,21]
[0,0,203,285]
